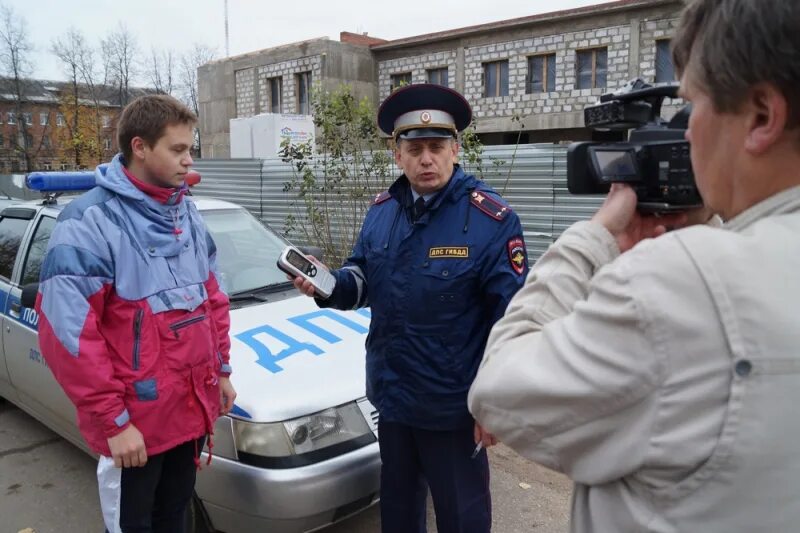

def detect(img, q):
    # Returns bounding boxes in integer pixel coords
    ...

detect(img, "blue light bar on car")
[26,164,107,192]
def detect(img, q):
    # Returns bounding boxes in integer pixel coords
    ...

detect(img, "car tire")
[187,493,217,533]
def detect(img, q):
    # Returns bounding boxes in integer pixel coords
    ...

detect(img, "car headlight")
[232,402,375,468]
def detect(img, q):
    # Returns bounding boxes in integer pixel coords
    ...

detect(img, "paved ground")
[1,399,571,533]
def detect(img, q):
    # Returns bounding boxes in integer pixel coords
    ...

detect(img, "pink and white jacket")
[36,155,231,457]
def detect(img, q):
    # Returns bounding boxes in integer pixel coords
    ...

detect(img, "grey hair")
[672,0,800,128]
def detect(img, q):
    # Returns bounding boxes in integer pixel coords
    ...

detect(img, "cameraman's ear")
[744,83,789,155]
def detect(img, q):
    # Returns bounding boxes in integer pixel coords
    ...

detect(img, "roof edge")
[370,0,679,50]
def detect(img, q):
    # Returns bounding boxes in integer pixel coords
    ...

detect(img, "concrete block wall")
[638,17,680,82]
[639,16,683,119]
[463,24,632,120]
[378,51,457,98]
[234,55,323,117]
[234,68,257,117]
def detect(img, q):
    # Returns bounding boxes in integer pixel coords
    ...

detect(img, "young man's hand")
[108,424,147,468]
[219,376,237,415]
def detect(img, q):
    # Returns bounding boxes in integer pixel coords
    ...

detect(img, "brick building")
[0,77,149,174]
[199,0,684,156]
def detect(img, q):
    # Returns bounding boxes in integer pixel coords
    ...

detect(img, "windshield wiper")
[228,281,295,302]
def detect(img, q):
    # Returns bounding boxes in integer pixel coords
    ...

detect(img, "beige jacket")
[468,186,800,532]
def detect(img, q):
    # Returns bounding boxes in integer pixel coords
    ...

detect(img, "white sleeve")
[468,221,667,484]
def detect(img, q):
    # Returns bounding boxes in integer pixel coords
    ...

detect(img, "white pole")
[224,0,230,57]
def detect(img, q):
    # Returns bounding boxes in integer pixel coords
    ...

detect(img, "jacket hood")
[93,154,193,256]
[95,154,184,205]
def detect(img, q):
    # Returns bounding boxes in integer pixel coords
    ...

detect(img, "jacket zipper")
[132,309,143,370]
[169,314,206,339]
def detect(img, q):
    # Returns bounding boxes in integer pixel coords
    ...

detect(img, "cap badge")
[420,111,432,124]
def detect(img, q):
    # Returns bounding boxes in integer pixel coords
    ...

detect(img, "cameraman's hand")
[593,184,687,253]
[290,256,330,297]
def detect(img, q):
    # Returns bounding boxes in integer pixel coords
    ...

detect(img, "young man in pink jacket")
[37,95,236,532]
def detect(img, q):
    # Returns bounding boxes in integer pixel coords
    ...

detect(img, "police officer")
[292,84,528,533]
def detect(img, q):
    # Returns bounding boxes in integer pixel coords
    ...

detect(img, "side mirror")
[20,283,39,309]
[298,246,324,262]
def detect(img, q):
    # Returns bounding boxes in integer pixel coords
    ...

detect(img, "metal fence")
[192,144,604,264]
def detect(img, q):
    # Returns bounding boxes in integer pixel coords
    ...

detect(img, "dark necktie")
[413,196,426,221]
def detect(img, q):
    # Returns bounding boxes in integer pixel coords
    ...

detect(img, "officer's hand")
[289,256,330,298]
[592,183,687,253]
[108,424,147,468]
[474,422,498,449]
[219,376,237,415]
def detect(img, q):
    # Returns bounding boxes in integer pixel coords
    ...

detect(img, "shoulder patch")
[372,191,392,205]
[469,190,511,221]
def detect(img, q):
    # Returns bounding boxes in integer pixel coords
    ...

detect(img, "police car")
[0,171,380,533]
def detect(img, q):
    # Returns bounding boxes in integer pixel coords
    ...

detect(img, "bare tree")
[102,22,138,106]
[0,3,35,171]
[51,28,85,168]
[146,48,175,95]
[180,43,216,156]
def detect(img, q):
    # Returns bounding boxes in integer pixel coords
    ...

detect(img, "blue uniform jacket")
[319,165,528,430]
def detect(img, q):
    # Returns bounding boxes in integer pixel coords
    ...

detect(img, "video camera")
[567,79,702,212]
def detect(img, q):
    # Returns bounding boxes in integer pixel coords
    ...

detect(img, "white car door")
[3,212,85,449]
[0,209,35,402]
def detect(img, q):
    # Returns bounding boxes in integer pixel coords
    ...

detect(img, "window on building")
[576,48,607,90]
[102,114,111,128]
[427,68,449,87]
[0,133,3,147]
[655,39,675,83]
[7,112,16,125]
[483,60,509,98]
[390,72,412,92]
[40,112,49,126]
[21,216,57,285]
[42,161,52,171]
[11,160,20,172]
[268,77,282,113]
[60,163,68,171]
[22,112,32,126]
[296,71,312,115]
[56,113,65,127]
[527,54,556,94]
[42,135,51,149]
[104,138,112,150]
[0,215,31,280]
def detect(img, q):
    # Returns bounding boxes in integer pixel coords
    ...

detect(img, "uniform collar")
[390,165,468,210]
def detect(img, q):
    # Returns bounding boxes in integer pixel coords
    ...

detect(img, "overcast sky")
[5,0,617,84]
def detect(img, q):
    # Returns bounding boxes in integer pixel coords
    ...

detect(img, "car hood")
[227,293,370,423]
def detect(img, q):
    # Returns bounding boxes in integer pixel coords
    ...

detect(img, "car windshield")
[200,208,291,295]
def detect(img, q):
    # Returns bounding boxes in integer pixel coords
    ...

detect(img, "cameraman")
[468,0,800,531]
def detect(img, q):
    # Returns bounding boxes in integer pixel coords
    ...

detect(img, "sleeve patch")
[470,191,510,221]
[507,237,526,275]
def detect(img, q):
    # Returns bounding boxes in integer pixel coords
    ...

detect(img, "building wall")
[638,16,680,80]
[0,103,118,173]
[373,2,684,138]
[200,38,378,158]
[234,55,324,117]
[378,51,457,94]
[199,1,686,155]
